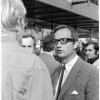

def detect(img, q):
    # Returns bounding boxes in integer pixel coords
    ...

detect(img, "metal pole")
[90,29,91,40]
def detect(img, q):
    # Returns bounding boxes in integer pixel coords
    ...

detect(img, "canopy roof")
[23,0,99,32]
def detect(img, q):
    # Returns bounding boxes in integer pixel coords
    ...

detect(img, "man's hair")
[23,28,36,40]
[54,25,79,41]
[43,34,54,52]
[1,0,26,32]
[85,41,99,54]
[23,34,34,40]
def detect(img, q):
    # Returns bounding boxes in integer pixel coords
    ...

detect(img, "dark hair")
[43,34,54,52]
[54,25,79,41]
[85,41,99,54]
[23,34,35,40]
[23,28,36,40]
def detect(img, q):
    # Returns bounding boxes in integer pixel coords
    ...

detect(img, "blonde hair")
[1,0,26,32]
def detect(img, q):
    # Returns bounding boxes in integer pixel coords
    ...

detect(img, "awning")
[23,0,99,32]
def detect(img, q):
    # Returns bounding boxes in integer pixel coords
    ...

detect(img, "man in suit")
[39,34,61,76]
[52,25,99,100]
[85,41,99,68]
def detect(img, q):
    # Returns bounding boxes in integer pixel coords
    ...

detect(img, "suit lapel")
[58,58,82,99]
[52,66,62,94]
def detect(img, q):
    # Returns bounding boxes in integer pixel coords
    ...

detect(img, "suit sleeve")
[85,68,99,100]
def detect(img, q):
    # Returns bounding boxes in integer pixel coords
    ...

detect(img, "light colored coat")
[2,36,55,100]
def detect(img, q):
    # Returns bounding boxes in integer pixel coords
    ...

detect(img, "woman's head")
[1,0,26,32]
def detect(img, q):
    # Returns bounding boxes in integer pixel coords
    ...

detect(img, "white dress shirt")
[55,55,78,98]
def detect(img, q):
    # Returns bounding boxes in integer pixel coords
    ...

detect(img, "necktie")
[56,65,65,100]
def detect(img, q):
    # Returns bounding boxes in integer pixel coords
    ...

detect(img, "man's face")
[22,37,34,53]
[54,28,76,59]
[85,44,97,59]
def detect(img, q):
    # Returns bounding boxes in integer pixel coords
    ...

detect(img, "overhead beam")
[37,0,98,21]
[34,16,92,21]
[35,21,97,26]
[29,14,97,23]
[28,10,74,16]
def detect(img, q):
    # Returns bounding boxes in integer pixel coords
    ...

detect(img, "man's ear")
[74,41,79,49]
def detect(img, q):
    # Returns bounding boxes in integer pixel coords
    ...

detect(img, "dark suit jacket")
[39,52,61,75]
[51,57,99,100]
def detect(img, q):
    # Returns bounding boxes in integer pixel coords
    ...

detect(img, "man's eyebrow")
[85,49,92,51]
[22,45,26,47]
[27,45,32,47]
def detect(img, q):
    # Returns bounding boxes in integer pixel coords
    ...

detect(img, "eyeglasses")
[85,49,92,52]
[53,38,75,45]
[22,45,33,48]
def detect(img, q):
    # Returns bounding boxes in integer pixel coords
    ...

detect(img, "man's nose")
[25,46,28,50]
[86,50,89,54]
[57,41,62,47]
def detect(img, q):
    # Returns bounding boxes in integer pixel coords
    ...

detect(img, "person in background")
[35,40,42,56]
[85,41,99,68]
[52,25,99,100]
[1,0,55,100]
[22,34,35,53]
[39,34,61,76]
[76,42,86,60]
[22,29,36,53]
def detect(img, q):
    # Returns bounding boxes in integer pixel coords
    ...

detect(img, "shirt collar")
[64,55,78,72]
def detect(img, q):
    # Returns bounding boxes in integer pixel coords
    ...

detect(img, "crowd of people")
[1,0,99,100]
